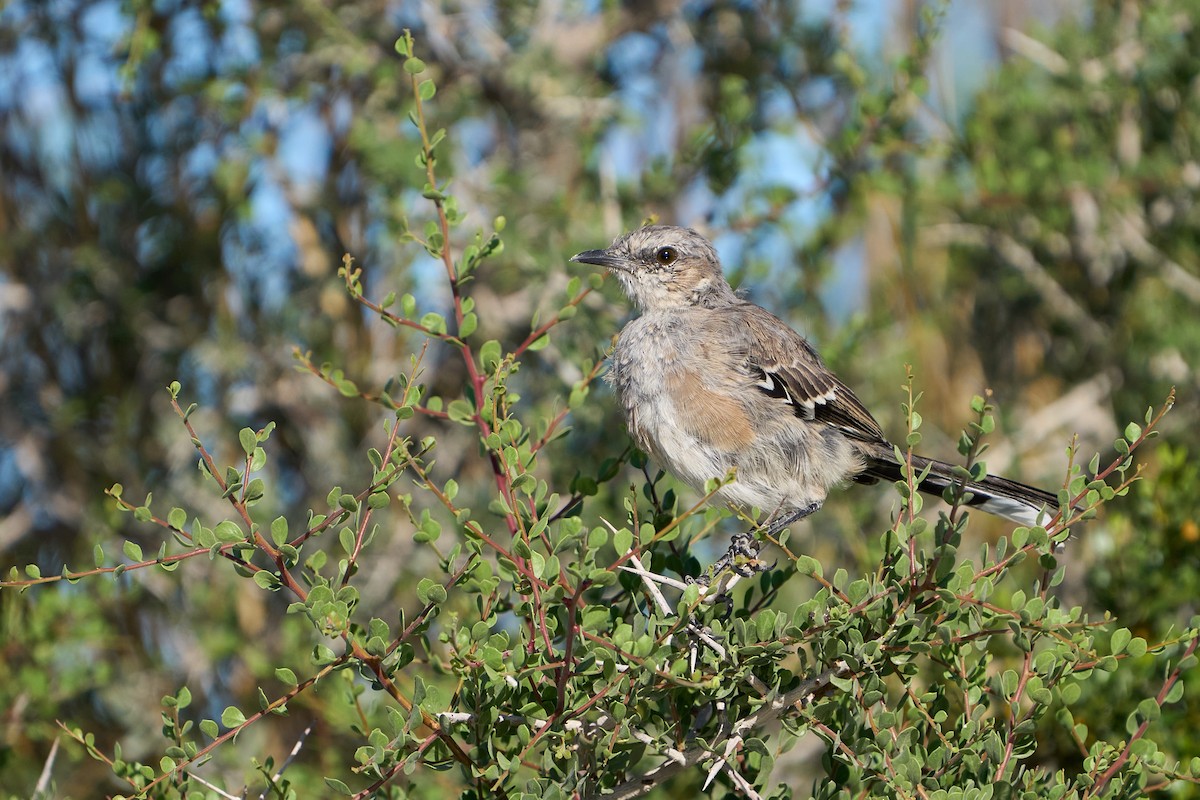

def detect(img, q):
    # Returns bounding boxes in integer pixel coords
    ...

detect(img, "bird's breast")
[609,316,685,447]
[609,314,757,485]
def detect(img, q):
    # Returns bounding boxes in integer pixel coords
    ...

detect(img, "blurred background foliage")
[1,0,1197,795]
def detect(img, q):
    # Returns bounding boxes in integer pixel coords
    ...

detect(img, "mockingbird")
[572,225,1060,540]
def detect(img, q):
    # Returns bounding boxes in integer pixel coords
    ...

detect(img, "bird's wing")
[731,305,887,443]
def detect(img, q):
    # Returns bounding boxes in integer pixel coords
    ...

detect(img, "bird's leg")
[761,501,821,539]
[701,501,822,595]
[682,502,823,629]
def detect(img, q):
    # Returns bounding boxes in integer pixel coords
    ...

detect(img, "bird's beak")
[570,249,624,270]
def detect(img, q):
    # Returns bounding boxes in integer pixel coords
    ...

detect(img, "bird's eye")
[655,246,678,266]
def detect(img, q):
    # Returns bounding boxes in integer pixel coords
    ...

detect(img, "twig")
[33,735,59,799]
[593,666,846,799]
[262,723,314,798]
[185,771,240,800]
[1089,634,1200,796]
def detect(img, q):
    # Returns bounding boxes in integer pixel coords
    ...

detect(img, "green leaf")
[214,521,244,543]
[1111,627,1131,655]
[271,516,288,546]
[404,56,426,74]
[123,540,143,562]
[420,311,446,334]
[587,526,609,549]
[200,719,219,739]
[417,578,447,605]
[418,78,436,100]
[167,507,187,530]
[458,312,477,338]
[447,398,475,425]
[221,706,247,728]
[796,556,822,578]
[413,518,441,544]
[613,528,633,555]
[756,609,776,641]
[339,527,356,555]
[275,668,298,687]
[253,571,281,591]
[239,427,256,456]
[324,778,352,795]
[1011,526,1029,549]
[512,537,532,560]
[1130,737,1157,759]
[847,579,869,605]
[480,339,503,371]
[244,477,265,503]
[511,473,536,494]
[195,525,217,548]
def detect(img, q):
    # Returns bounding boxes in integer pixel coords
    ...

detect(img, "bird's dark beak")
[570,249,624,270]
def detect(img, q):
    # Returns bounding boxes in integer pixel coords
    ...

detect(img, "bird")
[571,224,1061,539]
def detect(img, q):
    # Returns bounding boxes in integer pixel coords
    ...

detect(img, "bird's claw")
[708,531,769,579]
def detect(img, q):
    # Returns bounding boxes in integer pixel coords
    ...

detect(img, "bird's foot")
[709,531,769,579]
[684,531,773,621]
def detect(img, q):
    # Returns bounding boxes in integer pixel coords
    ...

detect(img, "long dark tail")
[859,451,1061,527]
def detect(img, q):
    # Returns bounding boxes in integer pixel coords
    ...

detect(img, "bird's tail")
[859,451,1061,527]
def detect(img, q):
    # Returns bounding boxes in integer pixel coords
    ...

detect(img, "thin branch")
[594,666,846,800]
[1090,634,1200,796]
[32,735,59,799]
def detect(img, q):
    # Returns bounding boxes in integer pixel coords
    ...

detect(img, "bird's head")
[571,225,735,312]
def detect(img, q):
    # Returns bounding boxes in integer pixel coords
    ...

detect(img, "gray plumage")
[572,225,1059,530]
